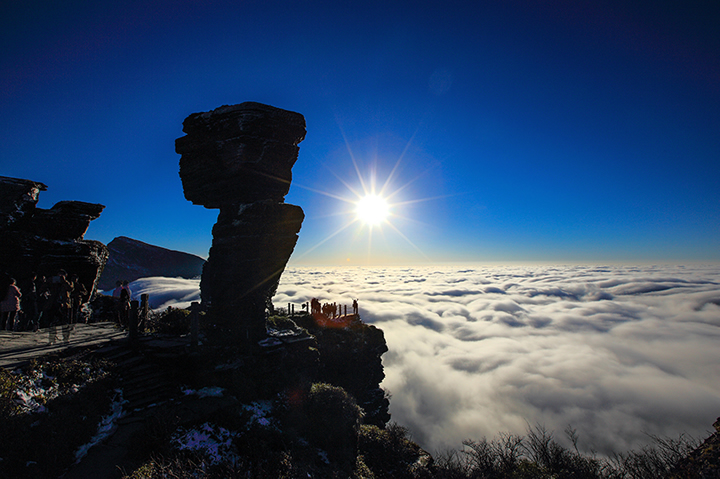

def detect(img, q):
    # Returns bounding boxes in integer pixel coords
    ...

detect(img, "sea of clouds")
[131,264,720,455]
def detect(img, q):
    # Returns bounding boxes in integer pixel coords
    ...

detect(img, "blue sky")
[2,0,719,264]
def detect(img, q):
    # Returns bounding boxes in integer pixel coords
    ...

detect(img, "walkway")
[0,322,128,369]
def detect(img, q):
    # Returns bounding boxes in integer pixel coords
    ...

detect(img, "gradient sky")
[2,0,719,264]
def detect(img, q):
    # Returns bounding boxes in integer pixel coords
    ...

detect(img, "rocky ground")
[2,311,718,478]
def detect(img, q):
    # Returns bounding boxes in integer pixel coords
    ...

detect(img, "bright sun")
[356,194,390,225]
[290,130,437,263]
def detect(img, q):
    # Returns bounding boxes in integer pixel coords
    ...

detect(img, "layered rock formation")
[0,176,108,296]
[175,102,306,347]
[98,236,206,291]
[293,313,391,427]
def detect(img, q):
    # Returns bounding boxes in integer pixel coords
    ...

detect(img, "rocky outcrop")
[0,176,108,297]
[175,102,306,347]
[294,312,391,427]
[0,177,47,230]
[28,201,105,241]
[98,236,206,291]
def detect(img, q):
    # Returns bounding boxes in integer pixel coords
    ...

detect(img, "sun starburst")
[291,128,443,263]
[355,194,390,226]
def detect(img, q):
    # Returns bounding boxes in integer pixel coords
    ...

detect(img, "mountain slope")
[98,236,205,291]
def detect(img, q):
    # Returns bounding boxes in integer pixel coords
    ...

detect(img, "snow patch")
[241,400,275,429]
[182,386,225,398]
[171,422,239,465]
[74,389,127,464]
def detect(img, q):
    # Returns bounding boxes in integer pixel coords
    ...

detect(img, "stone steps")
[93,338,187,416]
[63,337,191,478]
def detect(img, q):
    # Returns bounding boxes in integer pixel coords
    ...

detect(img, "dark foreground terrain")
[1,308,717,478]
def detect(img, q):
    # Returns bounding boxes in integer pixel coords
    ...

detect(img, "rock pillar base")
[201,201,304,347]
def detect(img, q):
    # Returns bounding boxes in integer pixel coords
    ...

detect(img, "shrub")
[431,424,702,479]
[612,433,700,478]
[461,433,524,478]
[522,424,607,479]
[358,422,426,479]
[281,382,364,467]
[307,382,363,446]
[146,306,192,335]
[0,368,22,417]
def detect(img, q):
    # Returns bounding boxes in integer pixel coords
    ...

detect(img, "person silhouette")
[70,274,88,324]
[19,273,38,331]
[1,278,22,331]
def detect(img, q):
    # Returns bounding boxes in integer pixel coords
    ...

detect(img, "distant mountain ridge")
[98,236,205,291]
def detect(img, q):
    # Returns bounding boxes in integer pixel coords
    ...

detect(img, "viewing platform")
[0,322,127,370]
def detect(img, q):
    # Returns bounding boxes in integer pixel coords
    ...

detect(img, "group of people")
[309,298,359,319]
[0,270,89,333]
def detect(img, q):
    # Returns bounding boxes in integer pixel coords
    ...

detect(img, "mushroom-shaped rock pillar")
[176,102,305,348]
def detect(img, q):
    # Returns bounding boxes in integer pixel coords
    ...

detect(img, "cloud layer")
[273,264,720,455]
[130,264,720,455]
[129,276,201,310]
